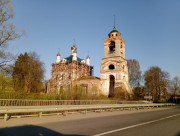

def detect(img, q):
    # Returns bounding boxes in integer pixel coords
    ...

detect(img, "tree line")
[128,59,180,102]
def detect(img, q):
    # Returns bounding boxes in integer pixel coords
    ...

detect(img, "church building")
[48,21,133,97]
[48,45,93,94]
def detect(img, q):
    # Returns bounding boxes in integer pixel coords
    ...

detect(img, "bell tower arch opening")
[109,75,115,97]
[109,41,115,53]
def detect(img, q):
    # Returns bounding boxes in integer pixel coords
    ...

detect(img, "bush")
[114,87,130,100]
[0,85,126,100]
[133,87,145,100]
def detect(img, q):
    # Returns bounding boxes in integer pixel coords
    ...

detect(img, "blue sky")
[10,0,180,80]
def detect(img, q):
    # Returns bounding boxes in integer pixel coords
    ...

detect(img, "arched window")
[109,64,115,70]
[109,75,115,97]
[109,41,115,53]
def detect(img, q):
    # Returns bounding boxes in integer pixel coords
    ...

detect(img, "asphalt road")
[0,107,180,136]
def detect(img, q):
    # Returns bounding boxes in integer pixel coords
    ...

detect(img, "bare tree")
[127,59,141,88]
[144,66,169,102]
[170,76,180,101]
[0,0,21,70]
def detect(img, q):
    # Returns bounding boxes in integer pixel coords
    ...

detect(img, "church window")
[109,64,115,70]
[109,41,115,53]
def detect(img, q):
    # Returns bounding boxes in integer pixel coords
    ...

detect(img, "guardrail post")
[80,110,87,114]
[38,112,42,118]
[62,111,66,116]
[4,114,8,121]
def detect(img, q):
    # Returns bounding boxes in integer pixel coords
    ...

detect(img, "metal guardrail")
[0,99,147,106]
[0,103,177,121]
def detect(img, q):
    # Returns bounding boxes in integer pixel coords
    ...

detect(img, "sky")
[9,0,180,80]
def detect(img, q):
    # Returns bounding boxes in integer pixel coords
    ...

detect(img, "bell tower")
[100,20,133,97]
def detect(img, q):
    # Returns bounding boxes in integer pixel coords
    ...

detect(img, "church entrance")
[109,75,115,97]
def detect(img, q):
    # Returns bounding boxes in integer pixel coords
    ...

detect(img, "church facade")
[48,23,133,97]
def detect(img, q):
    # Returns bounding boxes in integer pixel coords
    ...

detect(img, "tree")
[12,52,45,93]
[0,72,13,91]
[170,76,180,101]
[0,0,21,70]
[127,59,141,88]
[133,87,145,100]
[114,87,130,100]
[144,66,169,102]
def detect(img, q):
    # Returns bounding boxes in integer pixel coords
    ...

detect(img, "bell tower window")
[109,64,115,70]
[109,41,115,53]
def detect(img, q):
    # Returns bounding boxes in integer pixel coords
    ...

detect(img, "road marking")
[93,113,180,136]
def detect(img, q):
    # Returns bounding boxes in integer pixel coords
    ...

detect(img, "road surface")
[0,106,180,136]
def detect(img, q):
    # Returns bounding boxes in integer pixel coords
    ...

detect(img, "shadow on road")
[0,125,86,136]
[176,132,180,136]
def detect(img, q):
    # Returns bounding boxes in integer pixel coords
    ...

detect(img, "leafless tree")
[127,59,141,88]
[144,66,169,102]
[170,76,180,101]
[0,0,22,70]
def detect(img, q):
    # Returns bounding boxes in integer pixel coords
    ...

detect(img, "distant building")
[48,45,93,94]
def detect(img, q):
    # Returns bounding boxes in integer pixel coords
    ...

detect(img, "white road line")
[93,113,180,136]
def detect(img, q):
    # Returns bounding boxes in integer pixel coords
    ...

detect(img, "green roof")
[64,55,83,62]
[109,27,119,34]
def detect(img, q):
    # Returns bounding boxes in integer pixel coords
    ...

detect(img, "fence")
[0,99,147,106]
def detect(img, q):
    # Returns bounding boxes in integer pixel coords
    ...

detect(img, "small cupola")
[86,55,90,65]
[56,52,61,63]
[108,16,121,38]
[71,44,77,61]
[108,27,121,38]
